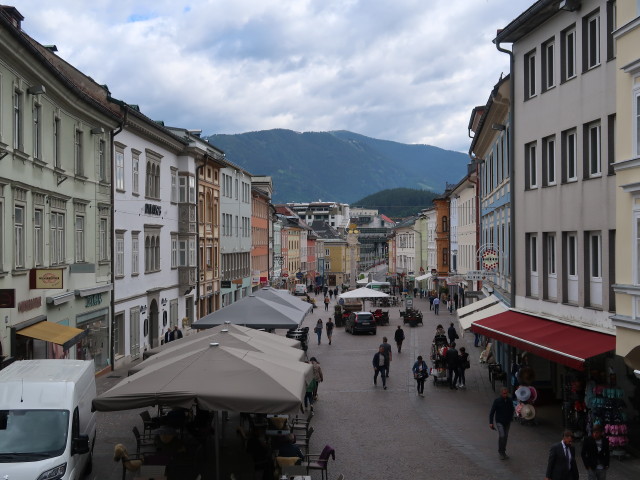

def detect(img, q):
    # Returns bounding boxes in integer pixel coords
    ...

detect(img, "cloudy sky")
[14,0,532,152]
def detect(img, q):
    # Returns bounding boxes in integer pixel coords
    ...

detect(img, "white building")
[287,201,351,229]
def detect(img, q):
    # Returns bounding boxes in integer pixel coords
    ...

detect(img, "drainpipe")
[495,40,516,309]
[109,107,127,371]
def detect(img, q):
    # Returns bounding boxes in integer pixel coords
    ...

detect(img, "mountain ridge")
[205,129,468,203]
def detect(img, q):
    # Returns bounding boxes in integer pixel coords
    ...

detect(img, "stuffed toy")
[113,443,143,472]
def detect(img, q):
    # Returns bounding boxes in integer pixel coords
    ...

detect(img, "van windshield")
[0,410,69,460]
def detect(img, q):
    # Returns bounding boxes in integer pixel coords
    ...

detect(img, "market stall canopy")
[252,287,313,313]
[131,328,307,375]
[192,295,304,330]
[93,343,312,414]
[471,311,615,371]
[339,287,389,299]
[415,273,433,281]
[457,295,507,333]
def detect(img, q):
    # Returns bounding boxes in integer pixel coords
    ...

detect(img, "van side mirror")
[72,434,90,455]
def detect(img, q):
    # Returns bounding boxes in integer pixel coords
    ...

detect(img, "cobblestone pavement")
[90,294,640,480]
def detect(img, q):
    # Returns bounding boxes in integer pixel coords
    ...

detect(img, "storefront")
[12,316,87,362]
[470,311,631,453]
[75,308,110,372]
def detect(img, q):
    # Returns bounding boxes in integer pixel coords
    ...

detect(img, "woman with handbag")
[458,347,470,388]
[412,355,429,397]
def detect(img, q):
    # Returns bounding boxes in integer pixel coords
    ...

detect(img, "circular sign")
[296,272,303,279]
[282,273,289,277]
[481,249,499,271]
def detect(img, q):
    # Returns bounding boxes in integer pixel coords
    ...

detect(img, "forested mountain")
[353,188,440,219]
[205,129,468,203]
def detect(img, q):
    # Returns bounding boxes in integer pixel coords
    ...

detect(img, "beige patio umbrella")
[339,287,390,299]
[129,327,306,375]
[93,343,311,414]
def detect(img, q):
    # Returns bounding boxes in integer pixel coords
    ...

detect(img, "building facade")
[251,177,272,290]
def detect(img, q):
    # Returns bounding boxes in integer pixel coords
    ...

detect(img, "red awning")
[471,311,615,371]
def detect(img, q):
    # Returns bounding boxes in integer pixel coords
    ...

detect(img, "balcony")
[179,204,197,234]
[178,266,197,289]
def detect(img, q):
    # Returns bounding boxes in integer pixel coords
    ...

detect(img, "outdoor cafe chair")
[306,444,335,480]
[291,411,314,433]
[132,425,155,455]
[139,410,160,436]
[294,425,314,455]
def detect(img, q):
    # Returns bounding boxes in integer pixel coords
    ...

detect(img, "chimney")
[0,6,24,30]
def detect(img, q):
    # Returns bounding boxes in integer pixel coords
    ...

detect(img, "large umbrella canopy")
[339,287,390,299]
[93,343,312,414]
[192,295,304,330]
[225,324,300,348]
[130,328,306,375]
[252,287,312,313]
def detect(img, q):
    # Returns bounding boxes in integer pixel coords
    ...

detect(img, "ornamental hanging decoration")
[481,249,499,271]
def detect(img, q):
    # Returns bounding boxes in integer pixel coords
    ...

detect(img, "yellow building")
[612,1,640,375]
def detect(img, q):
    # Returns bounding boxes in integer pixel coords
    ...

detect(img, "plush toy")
[113,443,143,472]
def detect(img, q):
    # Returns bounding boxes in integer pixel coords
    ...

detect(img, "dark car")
[345,312,377,335]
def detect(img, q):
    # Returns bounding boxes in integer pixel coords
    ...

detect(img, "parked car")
[294,284,308,296]
[345,311,377,335]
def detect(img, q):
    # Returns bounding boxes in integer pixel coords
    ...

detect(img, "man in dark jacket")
[545,430,579,480]
[372,346,389,390]
[445,342,459,389]
[489,387,515,460]
[447,322,459,344]
[394,325,405,353]
[581,425,609,479]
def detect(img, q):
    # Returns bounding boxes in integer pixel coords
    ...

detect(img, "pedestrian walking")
[581,424,609,480]
[394,325,405,353]
[324,295,330,311]
[545,430,579,480]
[304,377,316,412]
[173,325,183,340]
[310,357,323,399]
[325,318,334,345]
[429,293,434,310]
[380,337,392,376]
[412,355,429,396]
[333,286,338,297]
[447,322,459,344]
[489,387,515,460]
[433,296,440,315]
[328,289,333,299]
[314,319,323,345]
[372,346,389,390]
[413,287,418,297]
[445,342,459,389]
[457,347,469,388]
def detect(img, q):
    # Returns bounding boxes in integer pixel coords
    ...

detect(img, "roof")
[494,1,562,44]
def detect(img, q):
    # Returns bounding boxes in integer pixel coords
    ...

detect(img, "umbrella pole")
[214,411,220,480]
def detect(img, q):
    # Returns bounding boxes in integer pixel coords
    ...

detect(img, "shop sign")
[144,203,162,216]
[29,268,64,289]
[221,281,231,288]
[481,249,499,271]
[0,289,16,308]
[465,270,484,281]
[85,293,102,308]
[18,296,42,313]
[232,279,243,285]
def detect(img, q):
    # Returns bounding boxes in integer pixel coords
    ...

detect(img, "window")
[530,234,538,273]
[442,248,449,266]
[171,235,178,268]
[179,238,188,266]
[567,233,578,276]
[635,89,640,157]
[561,26,576,81]
[74,129,84,176]
[50,211,65,265]
[178,175,195,203]
[115,233,124,277]
[584,11,601,70]
[132,152,139,194]
[34,208,43,266]
[98,140,106,182]
[189,237,196,267]
[145,232,160,272]
[526,142,537,188]
[589,232,601,278]
[189,176,196,203]
[325,262,330,270]
[99,217,108,261]
[524,50,536,99]
[132,233,139,275]
[547,234,556,275]
[170,169,177,202]
[585,121,601,177]
[206,245,212,267]
[13,89,22,150]
[115,148,125,190]
[562,129,577,182]
[542,136,556,186]
[325,249,330,256]
[146,157,161,199]
[33,103,41,160]
[606,1,617,60]
[14,205,24,268]
[75,215,85,262]
[442,216,448,232]
[53,117,61,169]
[542,39,555,91]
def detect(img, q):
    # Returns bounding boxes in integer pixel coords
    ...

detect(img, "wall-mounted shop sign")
[221,281,231,289]
[30,269,64,289]
[18,296,42,313]
[85,293,103,308]
[0,289,16,308]
[144,203,162,216]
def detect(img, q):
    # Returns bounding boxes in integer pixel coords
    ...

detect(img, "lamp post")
[346,223,360,289]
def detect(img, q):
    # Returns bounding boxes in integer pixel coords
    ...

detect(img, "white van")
[0,360,96,480]
[294,284,308,296]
